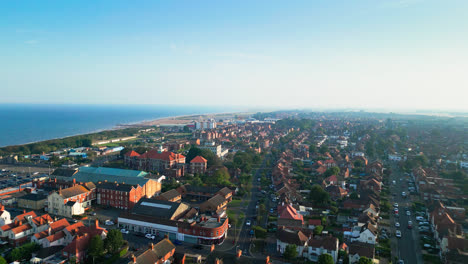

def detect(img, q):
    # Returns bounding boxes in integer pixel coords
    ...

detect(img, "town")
[0,111,467,264]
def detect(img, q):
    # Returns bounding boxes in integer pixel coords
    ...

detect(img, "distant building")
[47,182,96,217]
[96,182,143,210]
[190,156,208,174]
[125,150,186,177]
[17,193,47,210]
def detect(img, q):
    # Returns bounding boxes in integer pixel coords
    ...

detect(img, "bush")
[253,226,267,239]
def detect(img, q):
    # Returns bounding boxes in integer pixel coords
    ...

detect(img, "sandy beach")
[131,112,253,127]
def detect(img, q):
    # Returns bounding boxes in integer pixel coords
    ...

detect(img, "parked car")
[395,222,400,228]
[173,240,182,245]
[418,221,430,226]
[90,212,97,216]
[145,234,155,240]
[105,220,114,226]
[394,203,399,207]
[416,216,425,221]
[423,244,433,249]
[120,229,129,234]
[396,230,402,238]
[406,211,411,216]
[408,221,413,229]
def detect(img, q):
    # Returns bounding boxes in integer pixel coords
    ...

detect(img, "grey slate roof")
[71,166,150,186]
[131,198,188,220]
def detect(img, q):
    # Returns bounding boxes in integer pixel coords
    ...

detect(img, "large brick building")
[190,156,208,174]
[96,182,144,210]
[124,150,186,177]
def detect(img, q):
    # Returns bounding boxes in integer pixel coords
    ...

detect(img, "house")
[47,182,95,217]
[200,194,228,213]
[1,212,53,246]
[308,219,322,230]
[0,204,11,226]
[62,220,107,262]
[277,204,304,230]
[17,193,48,210]
[134,150,186,177]
[357,223,378,244]
[190,156,208,174]
[348,242,375,264]
[155,189,182,203]
[276,229,309,256]
[325,185,348,200]
[32,218,70,248]
[130,239,176,264]
[307,236,339,263]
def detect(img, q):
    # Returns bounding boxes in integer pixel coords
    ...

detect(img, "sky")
[1,0,467,111]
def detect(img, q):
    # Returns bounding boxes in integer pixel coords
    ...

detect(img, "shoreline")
[0,111,251,149]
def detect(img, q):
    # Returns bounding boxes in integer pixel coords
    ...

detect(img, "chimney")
[73,178,76,185]
[236,249,242,258]
[210,244,215,252]
[150,243,154,250]
[265,256,270,264]
[132,254,136,264]
[95,219,99,228]
[164,234,169,239]
[23,209,26,214]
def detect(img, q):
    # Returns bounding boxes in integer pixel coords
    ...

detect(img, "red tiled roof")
[278,204,303,221]
[11,223,32,234]
[15,211,37,222]
[46,230,65,242]
[32,214,53,226]
[125,150,140,157]
[190,156,207,163]
[49,218,70,232]
[65,222,85,235]
[139,150,185,162]
[325,175,338,183]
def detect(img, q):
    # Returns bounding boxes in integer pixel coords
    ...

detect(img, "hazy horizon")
[1,0,467,110]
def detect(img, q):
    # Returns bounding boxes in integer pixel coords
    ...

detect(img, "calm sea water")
[0,104,235,147]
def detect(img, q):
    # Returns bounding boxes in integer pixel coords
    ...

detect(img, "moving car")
[145,234,155,240]
[246,220,251,226]
[407,221,413,229]
[394,203,399,207]
[396,230,402,238]
[406,211,411,216]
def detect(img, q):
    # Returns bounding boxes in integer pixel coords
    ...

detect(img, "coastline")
[0,111,251,149]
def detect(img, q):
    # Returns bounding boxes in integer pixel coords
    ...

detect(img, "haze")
[1,0,467,110]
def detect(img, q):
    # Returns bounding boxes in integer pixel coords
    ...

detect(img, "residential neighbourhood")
[0,111,467,264]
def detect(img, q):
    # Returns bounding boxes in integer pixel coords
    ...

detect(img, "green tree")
[350,192,359,200]
[357,256,373,264]
[309,144,318,154]
[104,229,124,254]
[283,244,298,260]
[0,256,7,264]
[324,166,340,177]
[89,235,104,263]
[319,145,329,154]
[318,253,334,264]
[314,225,324,235]
[338,250,349,264]
[309,185,331,205]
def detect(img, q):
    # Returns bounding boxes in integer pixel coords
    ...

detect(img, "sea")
[0,104,237,147]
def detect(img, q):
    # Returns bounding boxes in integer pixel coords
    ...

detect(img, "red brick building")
[125,150,186,177]
[96,182,143,210]
[190,156,208,174]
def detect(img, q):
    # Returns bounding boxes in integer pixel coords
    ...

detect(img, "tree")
[357,256,373,264]
[104,229,124,254]
[318,253,334,264]
[324,166,340,177]
[0,256,6,264]
[309,144,318,154]
[309,185,331,205]
[283,244,297,260]
[314,225,324,235]
[350,192,359,200]
[319,145,329,154]
[186,147,221,167]
[89,235,104,263]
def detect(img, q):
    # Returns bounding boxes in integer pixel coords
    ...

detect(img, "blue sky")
[1,0,467,110]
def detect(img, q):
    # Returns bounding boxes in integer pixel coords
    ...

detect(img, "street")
[389,165,423,264]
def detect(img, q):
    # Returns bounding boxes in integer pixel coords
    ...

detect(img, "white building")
[198,142,227,158]
[0,204,11,226]
[195,119,217,130]
[388,153,406,161]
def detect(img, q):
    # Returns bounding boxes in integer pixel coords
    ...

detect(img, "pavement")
[388,165,424,264]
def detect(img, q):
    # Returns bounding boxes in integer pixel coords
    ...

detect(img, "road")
[389,165,423,264]
[234,156,270,256]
